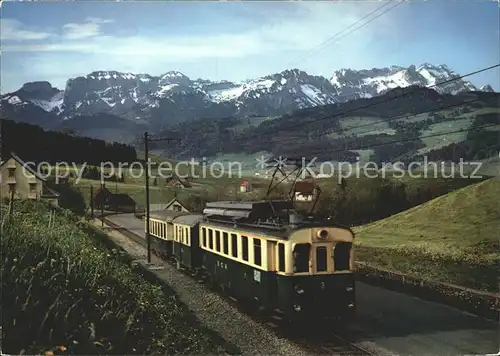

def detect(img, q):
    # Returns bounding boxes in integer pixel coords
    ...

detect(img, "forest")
[0,119,137,165]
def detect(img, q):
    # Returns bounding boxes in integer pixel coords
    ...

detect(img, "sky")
[1,0,499,93]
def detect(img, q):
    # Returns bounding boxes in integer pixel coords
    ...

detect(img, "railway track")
[99,216,376,356]
[293,331,374,355]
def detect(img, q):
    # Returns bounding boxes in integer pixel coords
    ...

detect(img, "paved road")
[353,283,499,355]
[107,213,500,355]
[106,213,145,237]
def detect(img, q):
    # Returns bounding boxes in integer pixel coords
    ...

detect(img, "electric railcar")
[146,200,356,321]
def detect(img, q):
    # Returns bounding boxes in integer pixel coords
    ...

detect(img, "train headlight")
[346,286,353,292]
[293,304,302,312]
[317,229,328,240]
[294,284,304,294]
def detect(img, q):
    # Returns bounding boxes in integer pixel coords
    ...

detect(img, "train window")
[223,232,229,255]
[215,231,221,252]
[185,228,190,245]
[316,246,327,272]
[202,228,207,247]
[208,229,213,249]
[293,244,310,273]
[278,243,285,272]
[334,242,351,271]
[231,233,238,257]
[253,239,262,266]
[242,235,249,261]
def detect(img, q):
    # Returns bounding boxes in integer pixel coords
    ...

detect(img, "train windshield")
[316,246,327,272]
[293,243,310,273]
[334,242,351,271]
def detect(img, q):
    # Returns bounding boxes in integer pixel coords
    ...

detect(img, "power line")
[287,1,400,68]
[242,63,500,140]
[305,123,499,159]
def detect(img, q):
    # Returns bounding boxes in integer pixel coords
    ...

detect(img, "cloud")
[62,22,101,39]
[1,17,115,42]
[61,17,113,39]
[84,17,115,24]
[2,3,377,61]
[0,19,53,41]
[0,2,407,91]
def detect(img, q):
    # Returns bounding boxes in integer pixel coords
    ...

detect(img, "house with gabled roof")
[166,176,192,188]
[92,185,136,213]
[293,181,316,202]
[240,180,252,193]
[93,186,112,209]
[0,152,60,207]
[106,193,137,213]
[163,194,208,213]
[165,196,191,212]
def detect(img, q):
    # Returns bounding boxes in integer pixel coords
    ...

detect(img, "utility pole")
[101,183,104,227]
[115,177,118,215]
[90,184,94,219]
[145,132,151,263]
[144,131,181,264]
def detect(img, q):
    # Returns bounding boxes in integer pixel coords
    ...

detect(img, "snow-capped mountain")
[2,81,64,115]
[329,64,482,101]
[1,63,494,137]
[480,84,495,92]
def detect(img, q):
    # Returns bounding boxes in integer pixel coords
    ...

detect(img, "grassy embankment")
[1,200,239,355]
[353,177,500,293]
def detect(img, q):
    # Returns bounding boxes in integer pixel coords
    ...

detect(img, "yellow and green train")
[146,200,356,321]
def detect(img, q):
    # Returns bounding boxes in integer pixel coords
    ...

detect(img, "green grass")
[353,177,500,292]
[0,200,239,355]
[52,150,241,189]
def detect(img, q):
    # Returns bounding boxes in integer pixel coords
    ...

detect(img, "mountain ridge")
[1,63,496,144]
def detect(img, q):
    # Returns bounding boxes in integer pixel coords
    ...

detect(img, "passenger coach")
[147,200,356,322]
[147,210,188,259]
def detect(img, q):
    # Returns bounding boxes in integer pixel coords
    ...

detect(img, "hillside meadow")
[353,177,500,292]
